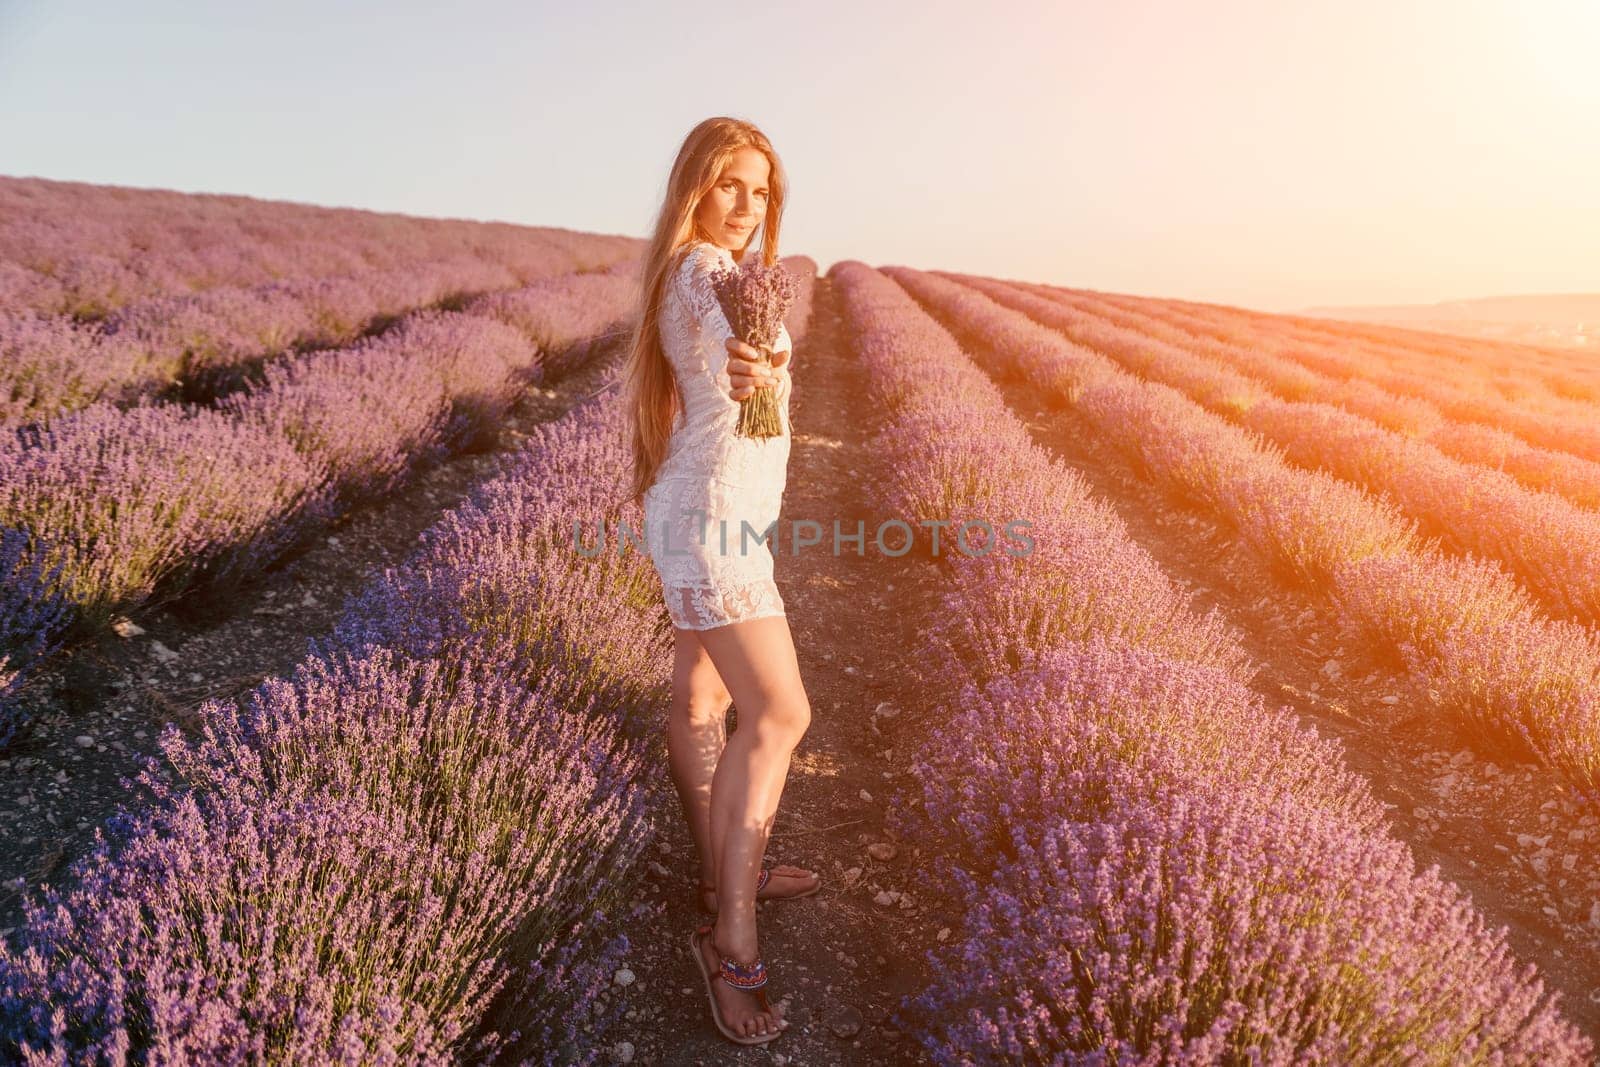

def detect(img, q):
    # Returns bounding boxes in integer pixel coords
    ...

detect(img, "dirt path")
[981,372,1600,1041]
[598,278,950,1065]
[0,350,623,936]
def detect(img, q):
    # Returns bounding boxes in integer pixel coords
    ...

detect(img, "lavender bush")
[0,400,331,630]
[0,528,71,749]
[0,642,649,1062]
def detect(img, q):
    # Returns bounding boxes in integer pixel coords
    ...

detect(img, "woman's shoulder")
[676,239,733,272]
[670,241,733,299]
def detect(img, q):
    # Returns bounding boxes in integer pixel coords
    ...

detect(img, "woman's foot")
[698,863,822,913]
[691,924,788,1043]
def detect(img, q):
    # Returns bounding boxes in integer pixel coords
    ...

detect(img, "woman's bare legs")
[666,626,732,891]
[667,625,820,911]
[686,613,812,1040]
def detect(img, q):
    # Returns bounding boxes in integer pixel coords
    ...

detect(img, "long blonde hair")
[621,117,787,508]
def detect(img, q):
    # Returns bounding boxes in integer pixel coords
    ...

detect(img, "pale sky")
[1,0,1596,311]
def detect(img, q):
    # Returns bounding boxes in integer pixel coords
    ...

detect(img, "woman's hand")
[725,337,788,401]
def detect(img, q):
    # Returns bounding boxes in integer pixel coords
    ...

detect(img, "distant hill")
[1303,293,1599,351]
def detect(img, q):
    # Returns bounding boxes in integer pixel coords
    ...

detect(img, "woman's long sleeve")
[675,245,738,385]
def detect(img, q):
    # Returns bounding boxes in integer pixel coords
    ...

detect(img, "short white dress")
[642,240,794,631]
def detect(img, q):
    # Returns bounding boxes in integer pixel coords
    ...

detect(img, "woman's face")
[695,146,771,252]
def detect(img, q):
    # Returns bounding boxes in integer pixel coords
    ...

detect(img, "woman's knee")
[675,688,732,727]
[752,695,810,748]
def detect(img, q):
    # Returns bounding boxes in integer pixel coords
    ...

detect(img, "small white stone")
[612,1040,635,1063]
[73,735,95,749]
[613,968,635,987]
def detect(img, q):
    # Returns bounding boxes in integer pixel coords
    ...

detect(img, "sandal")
[697,864,823,914]
[689,924,786,1045]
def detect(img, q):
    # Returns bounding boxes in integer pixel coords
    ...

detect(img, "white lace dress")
[642,240,794,631]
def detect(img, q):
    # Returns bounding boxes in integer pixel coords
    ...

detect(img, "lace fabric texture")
[642,240,793,631]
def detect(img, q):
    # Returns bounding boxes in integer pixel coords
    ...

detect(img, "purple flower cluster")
[899,267,1600,799]
[0,528,70,747]
[0,358,669,1062]
[706,259,801,437]
[828,260,1593,1063]
[707,259,800,351]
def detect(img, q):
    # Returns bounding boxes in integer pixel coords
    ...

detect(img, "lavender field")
[3,178,1599,1064]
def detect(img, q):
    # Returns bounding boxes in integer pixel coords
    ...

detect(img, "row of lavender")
[957,278,1600,629]
[0,267,640,749]
[831,260,1592,1062]
[2,252,639,427]
[0,254,819,1061]
[1094,284,1600,409]
[1179,292,1600,406]
[892,267,1600,802]
[0,175,642,318]
[0,355,670,1062]
[1059,285,1600,514]
[1248,296,1600,411]
[1099,288,1600,469]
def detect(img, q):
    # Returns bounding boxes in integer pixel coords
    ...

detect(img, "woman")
[621,116,820,1046]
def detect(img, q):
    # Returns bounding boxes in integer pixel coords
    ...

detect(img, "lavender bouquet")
[708,259,799,439]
